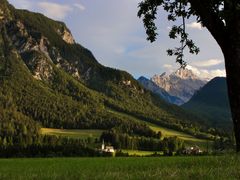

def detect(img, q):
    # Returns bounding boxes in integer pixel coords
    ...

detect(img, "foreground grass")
[0,155,239,180]
[41,128,103,139]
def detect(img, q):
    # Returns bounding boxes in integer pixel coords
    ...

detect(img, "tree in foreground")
[138,0,240,152]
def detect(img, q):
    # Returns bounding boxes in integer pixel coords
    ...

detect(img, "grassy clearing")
[148,123,204,142]
[41,128,103,139]
[108,109,199,141]
[108,109,210,147]
[41,111,212,150]
[121,150,163,156]
[148,123,213,150]
[0,155,239,179]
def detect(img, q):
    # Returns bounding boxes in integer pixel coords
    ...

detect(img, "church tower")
[101,140,105,150]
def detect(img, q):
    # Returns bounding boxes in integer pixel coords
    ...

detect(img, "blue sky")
[9,0,226,79]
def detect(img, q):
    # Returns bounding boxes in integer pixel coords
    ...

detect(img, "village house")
[183,146,203,155]
[101,140,115,153]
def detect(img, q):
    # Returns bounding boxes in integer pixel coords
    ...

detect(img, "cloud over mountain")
[192,59,223,67]
[37,2,73,20]
[9,0,225,78]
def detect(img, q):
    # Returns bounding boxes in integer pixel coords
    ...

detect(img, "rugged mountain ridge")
[151,68,207,103]
[0,0,212,139]
[138,76,184,105]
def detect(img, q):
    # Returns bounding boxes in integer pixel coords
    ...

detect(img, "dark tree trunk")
[224,47,240,152]
[223,17,240,152]
[187,2,240,151]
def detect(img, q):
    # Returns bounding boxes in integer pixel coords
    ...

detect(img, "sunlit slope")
[41,128,104,139]
[0,0,214,139]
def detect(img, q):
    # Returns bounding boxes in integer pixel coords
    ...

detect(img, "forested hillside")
[0,0,218,156]
[183,77,232,131]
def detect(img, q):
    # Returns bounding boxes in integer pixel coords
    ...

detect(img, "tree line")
[101,130,184,153]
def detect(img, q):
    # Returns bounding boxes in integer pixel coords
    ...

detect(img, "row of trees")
[0,101,100,157]
[101,130,184,152]
[0,135,101,157]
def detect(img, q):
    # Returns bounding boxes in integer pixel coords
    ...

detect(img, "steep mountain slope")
[0,0,212,138]
[151,68,207,103]
[138,76,184,105]
[182,77,232,130]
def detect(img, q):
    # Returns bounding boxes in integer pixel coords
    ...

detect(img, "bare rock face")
[151,68,207,103]
[5,18,82,81]
[0,2,12,21]
[138,76,185,105]
[0,8,4,20]
[30,55,53,81]
[16,21,28,36]
[57,26,75,44]
[122,80,131,86]
[62,29,75,44]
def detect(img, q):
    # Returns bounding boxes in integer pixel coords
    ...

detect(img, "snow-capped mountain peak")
[150,68,207,103]
[173,68,198,80]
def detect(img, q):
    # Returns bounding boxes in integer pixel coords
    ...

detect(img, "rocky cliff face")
[0,0,211,137]
[138,76,184,105]
[0,8,4,20]
[57,26,75,44]
[2,9,81,82]
[151,68,207,103]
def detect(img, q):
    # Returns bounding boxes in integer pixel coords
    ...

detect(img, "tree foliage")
[138,0,240,151]
[137,0,238,66]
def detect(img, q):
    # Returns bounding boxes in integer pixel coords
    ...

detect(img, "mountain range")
[138,68,207,105]
[0,0,210,141]
[138,76,184,105]
[138,68,232,131]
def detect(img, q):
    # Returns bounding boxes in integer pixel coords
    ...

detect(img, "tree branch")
[188,0,227,49]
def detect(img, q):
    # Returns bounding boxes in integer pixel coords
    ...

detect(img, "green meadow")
[0,155,239,180]
[41,128,103,139]
[121,150,163,156]
[40,109,213,152]
[41,123,212,151]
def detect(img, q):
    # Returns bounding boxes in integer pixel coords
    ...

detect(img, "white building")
[101,140,115,153]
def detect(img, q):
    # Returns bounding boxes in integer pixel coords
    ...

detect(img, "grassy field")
[108,109,211,149]
[41,128,104,139]
[108,109,203,141]
[122,150,163,156]
[148,123,214,149]
[148,123,204,142]
[41,111,212,150]
[0,155,239,179]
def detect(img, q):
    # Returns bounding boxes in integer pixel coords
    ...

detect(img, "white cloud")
[163,64,176,73]
[209,69,226,78]
[192,59,223,67]
[187,65,226,80]
[37,2,73,20]
[129,45,161,59]
[73,3,85,11]
[8,0,225,78]
[8,0,33,9]
[187,22,202,30]
[114,47,125,54]
[163,64,173,69]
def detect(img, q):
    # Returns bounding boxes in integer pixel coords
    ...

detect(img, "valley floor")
[0,155,239,180]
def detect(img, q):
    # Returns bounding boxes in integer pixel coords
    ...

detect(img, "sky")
[8,0,226,80]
